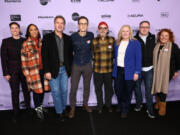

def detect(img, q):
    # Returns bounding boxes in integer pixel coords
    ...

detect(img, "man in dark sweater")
[1,22,31,122]
[69,16,94,118]
[134,21,156,118]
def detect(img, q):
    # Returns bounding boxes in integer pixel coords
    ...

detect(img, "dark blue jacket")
[112,39,142,80]
[71,32,94,66]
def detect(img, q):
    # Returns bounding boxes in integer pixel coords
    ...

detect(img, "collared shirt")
[139,33,148,44]
[55,34,64,64]
[92,36,115,73]
[71,32,94,66]
[117,40,129,67]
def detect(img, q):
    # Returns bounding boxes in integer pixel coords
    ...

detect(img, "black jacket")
[135,32,155,67]
[42,32,73,78]
[169,43,180,80]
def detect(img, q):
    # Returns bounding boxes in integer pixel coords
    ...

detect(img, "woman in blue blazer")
[112,25,142,118]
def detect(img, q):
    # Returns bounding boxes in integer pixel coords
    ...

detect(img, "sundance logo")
[10,15,21,21]
[160,12,169,18]
[40,0,51,6]
[4,0,21,2]
[127,14,143,17]
[101,14,111,19]
[72,12,80,21]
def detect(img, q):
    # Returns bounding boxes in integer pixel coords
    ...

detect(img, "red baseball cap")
[98,21,108,29]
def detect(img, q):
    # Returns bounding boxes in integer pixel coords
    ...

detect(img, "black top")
[42,32,73,78]
[135,32,156,67]
[1,37,25,76]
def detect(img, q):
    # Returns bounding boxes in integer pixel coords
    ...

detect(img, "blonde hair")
[116,25,136,45]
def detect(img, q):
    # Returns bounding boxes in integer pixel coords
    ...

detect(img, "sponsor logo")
[42,30,53,36]
[127,14,143,17]
[4,0,21,3]
[160,12,169,18]
[98,0,114,2]
[38,16,54,19]
[71,0,81,3]
[10,15,21,21]
[72,12,80,21]
[101,14,111,19]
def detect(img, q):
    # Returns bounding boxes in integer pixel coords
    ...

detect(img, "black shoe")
[40,105,48,113]
[58,114,65,122]
[134,104,143,112]
[12,111,20,123]
[97,108,102,114]
[146,109,155,119]
[62,109,69,118]
[116,107,121,112]
[121,113,127,118]
[35,107,44,120]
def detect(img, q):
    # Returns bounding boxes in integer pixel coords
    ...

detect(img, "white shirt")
[117,40,129,67]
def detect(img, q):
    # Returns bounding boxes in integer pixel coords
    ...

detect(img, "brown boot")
[83,104,92,112]
[158,102,166,116]
[154,96,160,110]
[69,107,75,118]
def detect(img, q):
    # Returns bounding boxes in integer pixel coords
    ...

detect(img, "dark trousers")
[114,67,135,113]
[157,93,167,102]
[134,69,154,111]
[70,62,92,107]
[9,71,30,113]
[94,72,113,109]
[33,70,45,108]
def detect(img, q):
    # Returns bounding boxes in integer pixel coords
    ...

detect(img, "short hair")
[139,21,150,27]
[78,16,89,24]
[157,28,175,43]
[54,15,66,24]
[9,22,20,28]
[25,24,41,39]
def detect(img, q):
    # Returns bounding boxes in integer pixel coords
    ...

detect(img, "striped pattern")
[92,36,115,73]
[21,38,50,93]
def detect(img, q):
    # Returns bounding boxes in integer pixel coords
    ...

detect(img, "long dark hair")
[25,24,41,39]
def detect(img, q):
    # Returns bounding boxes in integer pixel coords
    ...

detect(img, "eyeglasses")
[99,27,108,30]
[79,23,88,25]
[140,26,150,29]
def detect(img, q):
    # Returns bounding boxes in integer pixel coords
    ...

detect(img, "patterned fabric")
[21,38,50,93]
[92,36,115,73]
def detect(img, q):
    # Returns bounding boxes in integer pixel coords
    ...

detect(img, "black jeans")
[33,70,45,108]
[114,67,135,113]
[94,72,113,109]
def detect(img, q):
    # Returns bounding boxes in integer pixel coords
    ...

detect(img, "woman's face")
[29,25,39,39]
[160,31,170,44]
[121,26,130,40]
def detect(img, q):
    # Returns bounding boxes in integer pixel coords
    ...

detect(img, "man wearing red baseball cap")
[91,21,115,114]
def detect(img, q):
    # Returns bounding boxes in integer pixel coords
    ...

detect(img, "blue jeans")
[49,66,68,114]
[134,68,153,111]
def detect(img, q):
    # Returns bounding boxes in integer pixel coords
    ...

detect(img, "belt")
[60,63,64,67]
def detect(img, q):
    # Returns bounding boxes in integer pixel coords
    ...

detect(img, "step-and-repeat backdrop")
[0,0,180,110]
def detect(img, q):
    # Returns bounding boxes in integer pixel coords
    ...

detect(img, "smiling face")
[139,22,150,36]
[78,18,88,33]
[54,18,65,33]
[160,31,170,44]
[121,26,130,40]
[10,24,20,37]
[29,25,39,39]
[98,24,108,38]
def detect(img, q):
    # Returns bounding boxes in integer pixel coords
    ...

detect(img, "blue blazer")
[112,39,142,80]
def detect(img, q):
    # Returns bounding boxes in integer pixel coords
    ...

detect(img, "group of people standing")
[1,15,180,122]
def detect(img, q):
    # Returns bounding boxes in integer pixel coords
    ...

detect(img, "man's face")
[78,19,88,32]
[139,22,150,36]
[10,24,20,37]
[98,24,108,38]
[54,18,65,33]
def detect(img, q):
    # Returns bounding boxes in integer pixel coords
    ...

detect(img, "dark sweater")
[71,32,94,66]
[135,32,155,67]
